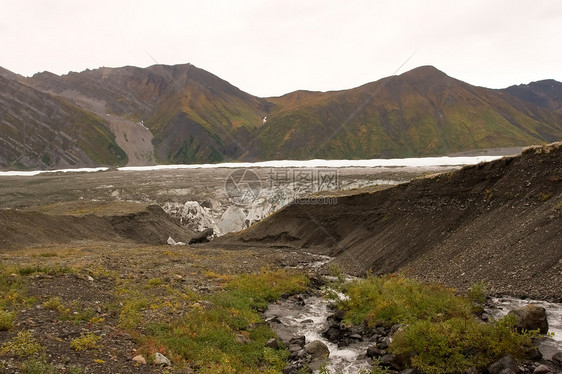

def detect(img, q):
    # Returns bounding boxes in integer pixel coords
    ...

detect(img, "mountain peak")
[399,65,449,80]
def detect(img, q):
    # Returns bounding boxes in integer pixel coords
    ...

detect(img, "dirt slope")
[0,202,194,250]
[232,142,562,300]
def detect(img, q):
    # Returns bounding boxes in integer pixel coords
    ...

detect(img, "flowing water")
[265,293,373,373]
[486,297,562,360]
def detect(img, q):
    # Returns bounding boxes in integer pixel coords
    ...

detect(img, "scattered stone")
[132,355,146,365]
[507,305,549,334]
[87,276,94,281]
[235,332,251,344]
[189,228,214,244]
[533,364,552,373]
[304,340,330,360]
[488,355,519,374]
[153,352,171,366]
[265,338,280,349]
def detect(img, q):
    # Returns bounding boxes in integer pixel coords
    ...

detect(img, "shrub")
[391,317,536,374]
[340,274,472,327]
[18,354,57,374]
[0,330,43,357]
[70,333,101,351]
[0,309,16,330]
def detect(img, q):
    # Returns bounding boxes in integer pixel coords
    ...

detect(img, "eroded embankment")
[0,203,194,249]
[232,143,562,300]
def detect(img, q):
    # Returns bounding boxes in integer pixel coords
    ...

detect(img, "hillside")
[503,79,562,113]
[1,64,562,169]
[27,64,271,165]
[257,66,562,159]
[231,142,562,301]
[0,75,127,169]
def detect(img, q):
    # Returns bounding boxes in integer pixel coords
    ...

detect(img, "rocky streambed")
[263,272,562,373]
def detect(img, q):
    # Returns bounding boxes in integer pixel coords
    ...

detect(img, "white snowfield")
[0,155,504,177]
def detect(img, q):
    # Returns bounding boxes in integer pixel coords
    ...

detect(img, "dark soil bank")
[233,143,562,300]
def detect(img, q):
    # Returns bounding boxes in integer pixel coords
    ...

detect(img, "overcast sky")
[2,0,561,97]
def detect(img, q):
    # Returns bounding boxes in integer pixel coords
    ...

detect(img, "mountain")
[0,72,127,169]
[28,64,271,165]
[230,142,562,301]
[1,64,562,169]
[256,66,562,159]
[502,79,562,113]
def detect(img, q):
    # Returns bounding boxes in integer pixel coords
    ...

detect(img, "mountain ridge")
[1,64,561,169]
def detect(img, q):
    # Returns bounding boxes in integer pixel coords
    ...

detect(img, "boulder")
[189,228,214,244]
[488,355,519,374]
[507,304,549,334]
[533,364,552,374]
[153,352,171,366]
[304,340,330,360]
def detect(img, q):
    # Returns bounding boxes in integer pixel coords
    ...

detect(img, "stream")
[265,256,562,373]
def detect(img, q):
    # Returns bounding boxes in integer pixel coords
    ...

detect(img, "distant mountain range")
[1,64,561,170]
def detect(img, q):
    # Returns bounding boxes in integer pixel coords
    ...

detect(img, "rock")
[132,355,146,365]
[235,333,251,344]
[333,309,346,322]
[378,336,392,350]
[551,351,562,366]
[265,338,280,349]
[379,353,403,370]
[533,364,552,373]
[526,346,542,361]
[304,340,330,360]
[488,355,519,374]
[167,236,186,246]
[288,336,305,353]
[153,352,171,366]
[400,369,417,374]
[87,276,94,281]
[366,345,384,358]
[289,336,306,348]
[189,228,214,244]
[507,305,549,334]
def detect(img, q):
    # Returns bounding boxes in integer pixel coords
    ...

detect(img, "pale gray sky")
[2,0,561,97]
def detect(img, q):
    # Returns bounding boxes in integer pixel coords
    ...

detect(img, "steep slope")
[232,142,562,300]
[0,73,127,169]
[503,79,562,113]
[255,66,562,159]
[28,64,271,164]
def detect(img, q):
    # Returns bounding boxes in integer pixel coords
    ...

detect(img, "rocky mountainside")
[503,79,562,113]
[2,64,562,169]
[0,75,127,169]
[231,142,562,300]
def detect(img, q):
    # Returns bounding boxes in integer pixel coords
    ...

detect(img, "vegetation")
[142,269,308,373]
[0,309,16,330]
[70,333,101,351]
[0,330,44,357]
[330,274,537,374]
